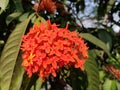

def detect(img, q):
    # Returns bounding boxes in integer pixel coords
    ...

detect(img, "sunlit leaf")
[34,16,46,25]
[106,57,120,69]
[0,13,35,90]
[99,71,105,82]
[9,54,25,90]
[103,78,116,90]
[0,40,4,45]
[0,0,9,14]
[80,33,111,57]
[18,12,30,22]
[30,86,34,90]
[35,78,42,90]
[106,0,115,13]
[116,81,120,90]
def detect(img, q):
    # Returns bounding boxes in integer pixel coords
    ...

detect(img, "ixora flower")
[21,20,88,81]
[34,0,56,13]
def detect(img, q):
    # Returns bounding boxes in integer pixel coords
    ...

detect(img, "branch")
[59,1,86,31]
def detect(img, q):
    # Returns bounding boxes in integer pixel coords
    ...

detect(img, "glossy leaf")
[80,33,111,57]
[0,13,35,90]
[0,0,9,14]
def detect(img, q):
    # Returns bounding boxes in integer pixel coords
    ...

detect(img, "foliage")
[0,0,120,90]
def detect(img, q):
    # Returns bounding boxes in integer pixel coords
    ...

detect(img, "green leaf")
[116,81,120,90]
[85,58,99,90]
[0,0,9,14]
[71,69,87,90]
[106,0,115,13]
[35,78,42,90]
[106,57,120,68]
[34,16,46,25]
[98,29,112,51]
[9,54,25,90]
[30,86,34,90]
[99,71,105,82]
[6,12,22,25]
[88,49,103,59]
[13,0,24,12]
[0,40,4,45]
[18,12,30,22]
[25,74,38,90]
[0,13,35,90]
[29,78,42,90]
[80,33,111,57]
[103,79,116,90]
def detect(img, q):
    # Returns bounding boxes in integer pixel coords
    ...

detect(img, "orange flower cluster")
[34,0,56,13]
[21,20,88,81]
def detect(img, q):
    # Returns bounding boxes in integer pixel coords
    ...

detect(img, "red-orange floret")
[21,20,88,81]
[34,0,56,13]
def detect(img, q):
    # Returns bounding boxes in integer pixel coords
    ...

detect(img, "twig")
[59,1,86,31]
